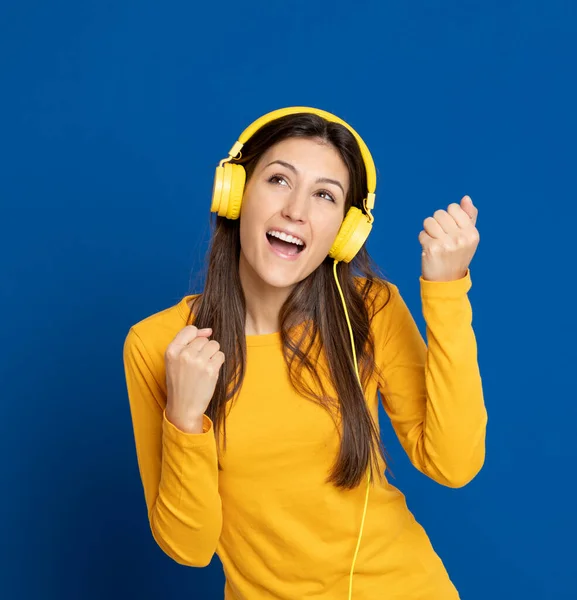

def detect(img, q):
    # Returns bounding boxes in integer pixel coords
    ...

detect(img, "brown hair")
[188,112,392,489]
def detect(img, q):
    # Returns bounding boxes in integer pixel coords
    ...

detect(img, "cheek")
[239,204,266,255]
[240,188,268,226]
[314,214,344,250]
[239,219,256,255]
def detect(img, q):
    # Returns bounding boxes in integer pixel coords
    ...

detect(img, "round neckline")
[177,295,283,347]
[245,330,282,347]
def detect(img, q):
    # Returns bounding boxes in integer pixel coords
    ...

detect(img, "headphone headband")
[225,106,376,210]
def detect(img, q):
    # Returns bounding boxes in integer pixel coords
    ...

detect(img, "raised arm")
[375,270,487,488]
[123,327,222,566]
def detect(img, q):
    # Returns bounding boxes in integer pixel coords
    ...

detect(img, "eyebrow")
[265,160,345,196]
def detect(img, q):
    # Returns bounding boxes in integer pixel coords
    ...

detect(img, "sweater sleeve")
[122,327,222,566]
[375,269,487,488]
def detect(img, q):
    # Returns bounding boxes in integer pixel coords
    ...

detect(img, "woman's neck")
[239,255,295,336]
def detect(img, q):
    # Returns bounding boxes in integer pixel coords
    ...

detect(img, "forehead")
[258,137,349,179]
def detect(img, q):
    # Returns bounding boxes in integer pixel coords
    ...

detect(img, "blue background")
[2,1,576,598]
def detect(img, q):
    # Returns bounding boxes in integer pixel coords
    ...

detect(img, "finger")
[209,350,226,366]
[432,209,461,234]
[423,215,448,239]
[178,336,213,361]
[193,329,213,338]
[200,339,221,361]
[172,325,212,347]
[447,202,475,229]
[186,335,212,354]
[418,229,434,253]
[460,195,478,226]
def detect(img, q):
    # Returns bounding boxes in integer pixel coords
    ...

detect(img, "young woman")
[123,107,487,599]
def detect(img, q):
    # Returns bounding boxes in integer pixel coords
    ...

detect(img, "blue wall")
[2,1,576,598]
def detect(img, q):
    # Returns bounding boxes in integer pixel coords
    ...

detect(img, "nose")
[280,188,308,223]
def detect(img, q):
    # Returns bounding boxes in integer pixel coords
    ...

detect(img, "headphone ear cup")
[329,206,373,263]
[211,164,225,215]
[211,163,230,216]
[211,162,246,219]
[226,163,246,220]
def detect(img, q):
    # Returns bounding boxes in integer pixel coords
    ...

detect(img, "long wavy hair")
[187,112,392,489]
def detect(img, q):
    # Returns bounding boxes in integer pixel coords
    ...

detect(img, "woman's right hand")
[164,325,225,433]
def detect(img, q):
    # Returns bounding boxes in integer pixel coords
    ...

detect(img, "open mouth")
[266,233,306,257]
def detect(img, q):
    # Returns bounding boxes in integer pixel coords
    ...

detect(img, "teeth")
[267,230,305,246]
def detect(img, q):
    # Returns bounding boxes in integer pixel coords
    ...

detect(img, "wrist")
[165,407,205,434]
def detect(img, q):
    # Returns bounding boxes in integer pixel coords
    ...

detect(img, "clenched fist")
[164,325,225,434]
[418,195,480,282]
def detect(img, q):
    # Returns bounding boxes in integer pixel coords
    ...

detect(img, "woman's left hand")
[418,195,480,282]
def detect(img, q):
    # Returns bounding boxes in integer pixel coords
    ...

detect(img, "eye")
[317,190,336,203]
[267,174,336,203]
[268,174,289,187]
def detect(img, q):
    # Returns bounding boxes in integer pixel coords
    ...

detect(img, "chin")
[240,245,325,291]
[259,270,303,290]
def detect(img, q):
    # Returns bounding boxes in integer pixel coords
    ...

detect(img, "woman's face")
[238,137,350,292]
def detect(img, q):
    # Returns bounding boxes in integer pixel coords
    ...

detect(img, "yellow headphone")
[211,106,376,263]
[211,106,375,598]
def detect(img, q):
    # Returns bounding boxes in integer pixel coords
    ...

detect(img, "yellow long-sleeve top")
[123,269,487,599]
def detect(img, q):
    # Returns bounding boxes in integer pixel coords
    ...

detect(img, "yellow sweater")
[123,270,486,599]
